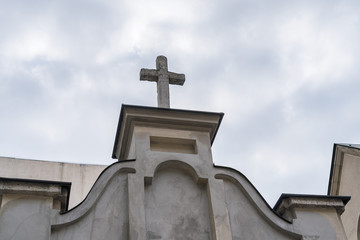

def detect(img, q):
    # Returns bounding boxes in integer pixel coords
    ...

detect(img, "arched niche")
[145,160,211,239]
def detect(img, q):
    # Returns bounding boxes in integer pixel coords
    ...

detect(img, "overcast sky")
[1,0,360,206]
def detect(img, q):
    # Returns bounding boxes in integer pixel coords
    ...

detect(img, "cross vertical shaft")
[140,56,185,108]
[156,56,170,108]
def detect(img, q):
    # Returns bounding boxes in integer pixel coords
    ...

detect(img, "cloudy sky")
[1,0,360,206]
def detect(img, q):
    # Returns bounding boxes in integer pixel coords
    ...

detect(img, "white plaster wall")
[338,153,360,240]
[0,157,107,209]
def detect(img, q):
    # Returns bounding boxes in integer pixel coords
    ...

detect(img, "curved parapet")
[49,157,304,240]
[213,165,348,240]
[213,166,301,239]
[51,160,136,239]
[46,155,349,239]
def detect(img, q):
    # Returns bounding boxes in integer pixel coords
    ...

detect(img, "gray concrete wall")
[145,167,212,239]
[0,196,53,240]
[52,171,129,240]
[291,209,346,240]
[222,179,296,239]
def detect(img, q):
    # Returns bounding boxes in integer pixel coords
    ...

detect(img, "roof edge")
[111,104,224,159]
[274,193,351,211]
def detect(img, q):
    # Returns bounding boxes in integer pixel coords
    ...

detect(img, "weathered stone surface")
[140,56,185,108]
[52,171,130,240]
[145,166,212,239]
[223,179,297,239]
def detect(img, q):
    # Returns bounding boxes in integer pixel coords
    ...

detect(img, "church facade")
[0,56,355,239]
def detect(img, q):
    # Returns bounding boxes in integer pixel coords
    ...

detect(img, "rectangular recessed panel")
[150,136,197,154]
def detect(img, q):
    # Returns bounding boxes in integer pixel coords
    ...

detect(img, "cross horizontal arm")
[139,56,186,108]
[140,68,158,82]
[168,72,185,85]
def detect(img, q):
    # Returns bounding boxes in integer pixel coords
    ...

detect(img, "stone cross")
[140,56,185,108]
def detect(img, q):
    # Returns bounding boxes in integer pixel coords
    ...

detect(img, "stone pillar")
[207,178,232,240]
[128,173,146,240]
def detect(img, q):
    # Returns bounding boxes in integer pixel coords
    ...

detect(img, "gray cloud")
[1,0,360,206]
